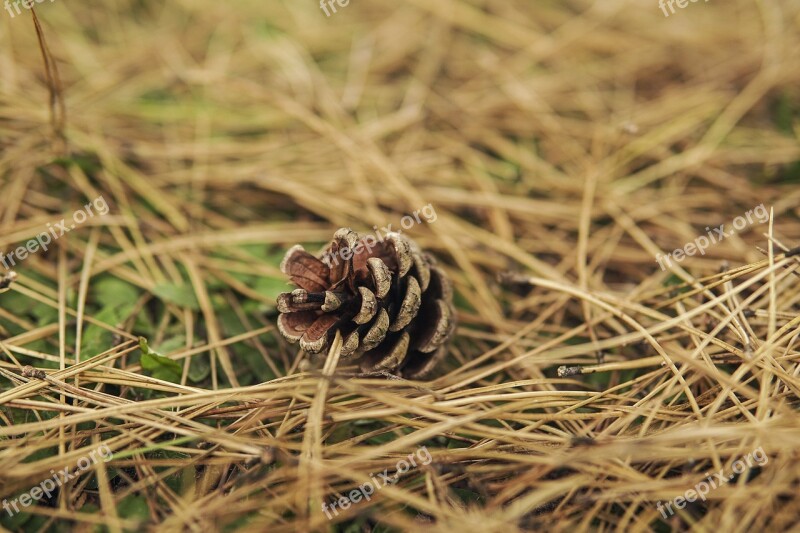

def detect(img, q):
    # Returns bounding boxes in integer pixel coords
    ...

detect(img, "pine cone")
[276,228,456,378]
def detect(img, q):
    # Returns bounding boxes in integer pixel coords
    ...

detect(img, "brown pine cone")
[276,228,456,378]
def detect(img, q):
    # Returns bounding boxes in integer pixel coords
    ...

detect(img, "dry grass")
[1,0,800,531]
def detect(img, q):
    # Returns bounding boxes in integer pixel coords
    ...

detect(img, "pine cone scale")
[280,245,330,292]
[360,332,410,372]
[389,276,422,332]
[360,308,390,352]
[353,286,378,324]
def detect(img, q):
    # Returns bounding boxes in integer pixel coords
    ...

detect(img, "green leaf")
[81,302,135,360]
[254,276,290,302]
[452,487,482,504]
[0,506,34,529]
[152,283,199,310]
[0,289,39,317]
[23,445,57,463]
[154,336,186,354]
[139,337,182,382]
[94,277,141,307]
[235,343,276,383]
[188,355,210,383]
[30,302,59,326]
[117,494,150,521]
